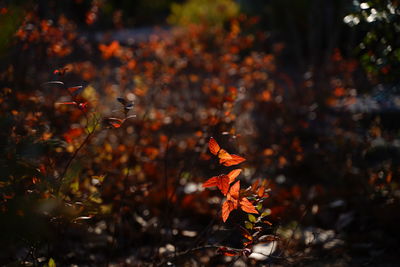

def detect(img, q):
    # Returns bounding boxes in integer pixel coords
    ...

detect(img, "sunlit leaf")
[248,214,257,223]
[221,201,231,222]
[261,209,271,218]
[208,137,220,155]
[208,138,246,166]
[256,203,263,211]
[227,168,242,183]
[239,197,258,214]
[202,174,230,195]
[220,154,246,166]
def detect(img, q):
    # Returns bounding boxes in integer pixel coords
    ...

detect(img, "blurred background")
[1,0,400,266]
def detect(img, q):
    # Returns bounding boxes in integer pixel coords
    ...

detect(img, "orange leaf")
[202,176,219,188]
[209,137,246,166]
[228,180,240,200]
[110,121,122,128]
[218,149,232,160]
[227,169,242,184]
[208,137,220,155]
[217,246,239,256]
[222,181,257,222]
[203,175,230,195]
[239,197,258,214]
[251,179,259,191]
[63,127,84,143]
[105,118,125,128]
[220,154,246,166]
[222,199,235,222]
[218,175,230,195]
[257,186,265,198]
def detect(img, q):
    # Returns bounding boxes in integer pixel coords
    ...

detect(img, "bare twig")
[56,119,99,194]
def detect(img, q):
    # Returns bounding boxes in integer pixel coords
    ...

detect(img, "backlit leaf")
[202,175,230,195]
[227,168,242,183]
[222,200,235,222]
[220,154,246,166]
[248,213,257,223]
[239,197,258,214]
[208,137,220,155]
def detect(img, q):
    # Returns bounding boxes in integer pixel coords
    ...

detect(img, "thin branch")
[56,119,99,194]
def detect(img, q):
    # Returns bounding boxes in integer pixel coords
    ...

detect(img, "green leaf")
[244,221,253,230]
[256,203,262,211]
[48,258,56,267]
[248,214,257,223]
[261,209,271,218]
[86,112,101,133]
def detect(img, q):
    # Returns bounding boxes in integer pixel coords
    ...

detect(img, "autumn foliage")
[1,1,400,266]
[203,138,258,222]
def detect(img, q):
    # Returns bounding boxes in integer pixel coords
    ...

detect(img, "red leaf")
[53,67,69,76]
[208,137,220,155]
[110,121,122,128]
[218,175,230,195]
[203,174,232,195]
[227,169,242,184]
[239,197,258,214]
[63,127,84,143]
[222,200,235,222]
[202,176,219,188]
[105,118,125,128]
[220,154,246,166]
[209,137,246,166]
[228,180,240,200]
[221,181,258,222]
[257,186,265,198]
[218,149,232,161]
[217,246,239,256]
